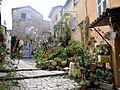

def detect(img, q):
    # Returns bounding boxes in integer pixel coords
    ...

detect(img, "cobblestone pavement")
[10,59,81,90]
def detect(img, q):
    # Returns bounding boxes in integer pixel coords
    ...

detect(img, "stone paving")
[10,59,81,90]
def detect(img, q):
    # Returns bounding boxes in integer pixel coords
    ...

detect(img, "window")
[97,0,108,15]
[21,13,26,19]
[21,13,32,20]
[71,17,77,31]
[74,0,78,5]
[26,13,32,20]
[25,27,30,34]
[55,14,58,21]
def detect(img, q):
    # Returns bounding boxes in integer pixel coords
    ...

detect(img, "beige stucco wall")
[87,0,120,44]
[87,0,120,86]
[65,0,87,42]
[49,6,63,36]
[110,0,120,7]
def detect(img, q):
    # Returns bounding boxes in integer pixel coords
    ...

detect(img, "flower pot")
[61,61,67,67]
[89,64,97,71]
[57,61,61,66]
[88,77,94,82]
[81,86,86,90]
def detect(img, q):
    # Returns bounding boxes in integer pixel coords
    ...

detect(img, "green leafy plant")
[104,31,112,40]
[73,71,79,79]
[53,13,72,47]
[0,26,20,89]
[96,44,111,55]
[0,26,4,34]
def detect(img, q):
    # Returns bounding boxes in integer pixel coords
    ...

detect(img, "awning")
[89,7,120,28]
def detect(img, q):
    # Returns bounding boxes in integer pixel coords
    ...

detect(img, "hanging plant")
[104,31,112,40]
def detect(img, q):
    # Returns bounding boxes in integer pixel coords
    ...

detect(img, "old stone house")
[12,6,50,57]
[48,5,63,38]
[12,6,43,42]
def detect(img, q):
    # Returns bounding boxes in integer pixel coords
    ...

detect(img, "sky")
[1,0,67,29]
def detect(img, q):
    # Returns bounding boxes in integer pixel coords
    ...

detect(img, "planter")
[57,61,61,66]
[88,77,94,82]
[81,86,87,90]
[89,64,97,71]
[61,61,67,67]
[48,66,55,71]
[98,55,110,63]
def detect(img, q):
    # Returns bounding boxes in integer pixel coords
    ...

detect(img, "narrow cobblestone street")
[10,59,81,90]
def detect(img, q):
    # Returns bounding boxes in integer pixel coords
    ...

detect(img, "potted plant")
[80,79,87,90]
[89,63,97,71]
[48,66,55,71]
[73,71,79,79]
[51,61,57,67]
[61,60,67,67]
[54,58,61,66]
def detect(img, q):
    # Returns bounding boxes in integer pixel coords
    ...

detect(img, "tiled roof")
[89,7,120,28]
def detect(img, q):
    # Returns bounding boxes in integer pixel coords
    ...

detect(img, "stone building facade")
[12,6,50,48]
[12,6,43,42]
[12,6,50,57]
[48,5,63,37]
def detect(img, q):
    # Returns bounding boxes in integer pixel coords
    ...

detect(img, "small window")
[55,14,58,21]
[21,13,32,20]
[26,13,32,20]
[71,17,77,31]
[21,13,26,19]
[97,0,108,15]
[74,0,78,5]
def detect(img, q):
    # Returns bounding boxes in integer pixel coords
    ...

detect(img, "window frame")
[97,0,108,16]
[73,0,78,6]
[71,17,77,31]
[26,13,32,20]
[20,13,32,20]
[21,13,26,19]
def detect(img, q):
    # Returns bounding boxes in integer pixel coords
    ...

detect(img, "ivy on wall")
[53,13,72,47]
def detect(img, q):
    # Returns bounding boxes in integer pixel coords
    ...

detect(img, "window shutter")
[26,13,32,20]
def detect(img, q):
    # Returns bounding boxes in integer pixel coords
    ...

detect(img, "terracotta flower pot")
[82,86,86,90]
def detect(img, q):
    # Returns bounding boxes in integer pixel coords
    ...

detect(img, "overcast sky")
[1,0,67,29]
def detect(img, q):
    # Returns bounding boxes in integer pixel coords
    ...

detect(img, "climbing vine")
[53,13,72,47]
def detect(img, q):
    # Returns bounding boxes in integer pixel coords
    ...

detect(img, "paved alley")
[10,59,81,90]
